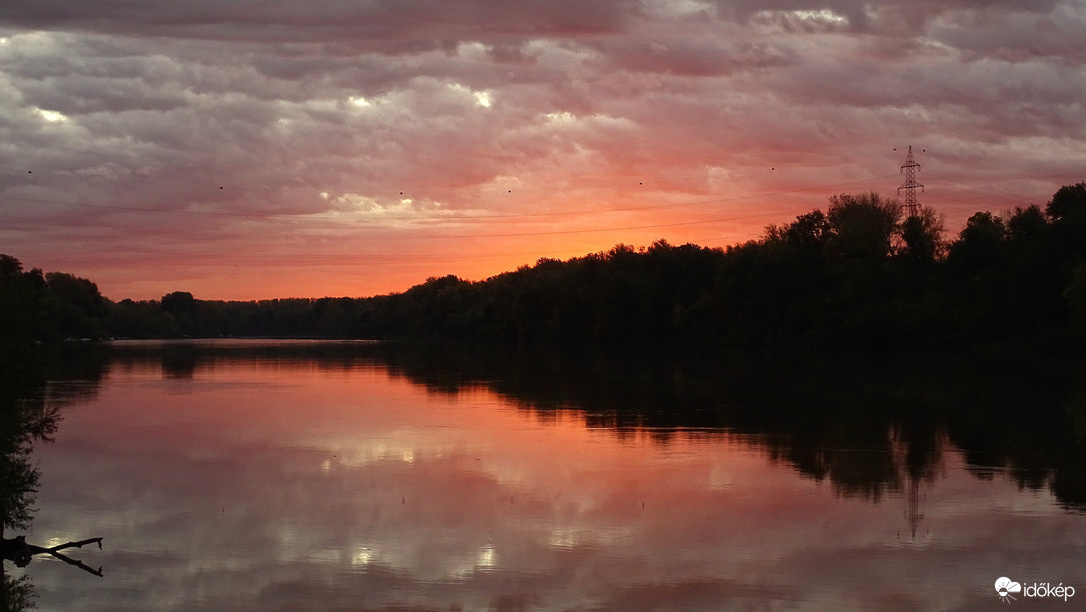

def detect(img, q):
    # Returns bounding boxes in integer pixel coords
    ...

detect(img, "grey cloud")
[19,74,188,115]
[713,0,1072,39]
[0,0,639,49]
[928,5,1086,63]
[717,0,876,31]
[3,24,640,231]
[749,9,854,33]
[764,53,1086,143]
[600,38,796,76]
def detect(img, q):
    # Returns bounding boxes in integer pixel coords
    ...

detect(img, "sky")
[1,1,1084,301]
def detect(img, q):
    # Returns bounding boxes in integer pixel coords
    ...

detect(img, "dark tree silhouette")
[1046,181,1086,222]
[6,182,1086,349]
[825,192,902,262]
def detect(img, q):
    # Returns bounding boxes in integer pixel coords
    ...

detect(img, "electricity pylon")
[897,145,924,217]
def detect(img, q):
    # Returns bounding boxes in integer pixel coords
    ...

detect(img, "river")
[13,339,1086,610]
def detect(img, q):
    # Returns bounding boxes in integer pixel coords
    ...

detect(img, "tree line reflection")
[82,341,1086,514]
[73,340,1086,514]
[2,339,1083,608]
[373,342,1086,514]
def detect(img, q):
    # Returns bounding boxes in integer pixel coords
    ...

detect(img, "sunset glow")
[1,2,1084,300]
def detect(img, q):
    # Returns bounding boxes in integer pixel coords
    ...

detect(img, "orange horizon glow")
[48,178,1059,302]
[24,183,839,301]
[2,5,1082,301]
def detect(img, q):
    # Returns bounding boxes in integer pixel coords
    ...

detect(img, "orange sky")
[2,3,1084,300]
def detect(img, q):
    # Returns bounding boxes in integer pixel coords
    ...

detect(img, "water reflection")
[0,345,105,611]
[0,390,57,612]
[22,341,1086,610]
[377,342,1086,512]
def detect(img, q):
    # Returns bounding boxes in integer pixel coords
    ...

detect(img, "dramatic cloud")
[1,1,1083,299]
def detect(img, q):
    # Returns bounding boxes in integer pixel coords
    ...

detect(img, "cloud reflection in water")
[22,343,1086,611]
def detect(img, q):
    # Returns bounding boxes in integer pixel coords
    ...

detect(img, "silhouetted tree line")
[3,182,1085,347]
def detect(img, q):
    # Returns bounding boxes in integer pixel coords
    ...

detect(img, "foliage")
[1046,181,1086,222]
[0,395,59,532]
[825,192,902,262]
[0,573,36,611]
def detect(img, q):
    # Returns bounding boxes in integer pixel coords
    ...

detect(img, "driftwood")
[1,536,103,577]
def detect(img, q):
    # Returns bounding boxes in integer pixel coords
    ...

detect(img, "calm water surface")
[17,340,1086,610]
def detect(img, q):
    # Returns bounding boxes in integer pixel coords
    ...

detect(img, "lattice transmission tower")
[897,145,924,217]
